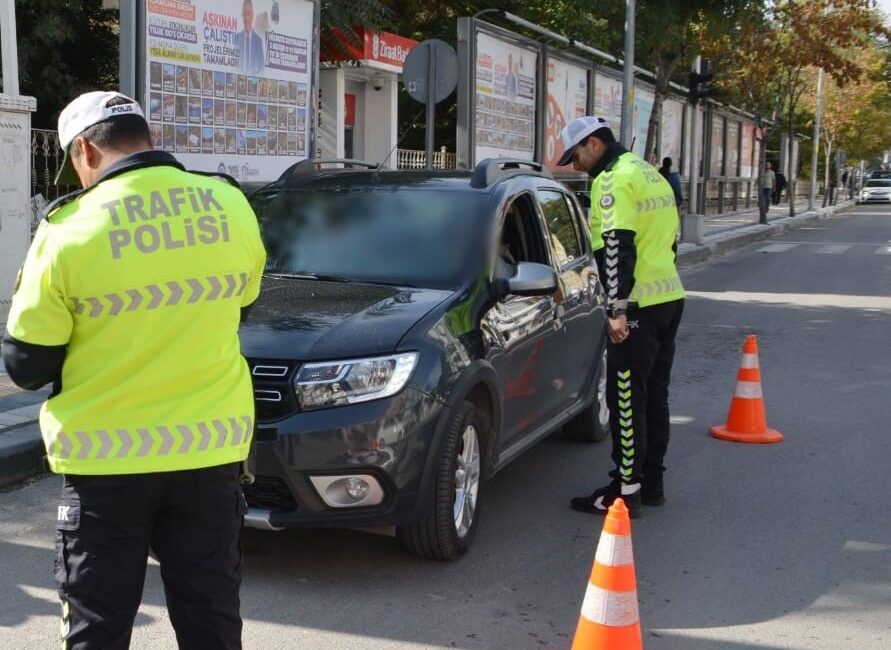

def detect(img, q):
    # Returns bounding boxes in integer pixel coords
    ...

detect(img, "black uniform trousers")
[55,462,246,649]
[607,299,684,489]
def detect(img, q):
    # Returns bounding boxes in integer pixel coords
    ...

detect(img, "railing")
[31,129,79,210]
[396,148,457,170]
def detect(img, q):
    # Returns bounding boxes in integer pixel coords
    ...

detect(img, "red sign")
[344,94,356,126]
[323,28,417,71]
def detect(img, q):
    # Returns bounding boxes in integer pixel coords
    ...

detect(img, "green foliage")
[9,0,119,129]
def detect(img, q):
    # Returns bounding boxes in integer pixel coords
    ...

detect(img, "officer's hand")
[608,315,629,344]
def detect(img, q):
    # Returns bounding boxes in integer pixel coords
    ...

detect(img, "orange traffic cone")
[710,335,783,443]
[571,498,642,650]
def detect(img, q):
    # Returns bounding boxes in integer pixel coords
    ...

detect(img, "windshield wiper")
[263,272,360,283]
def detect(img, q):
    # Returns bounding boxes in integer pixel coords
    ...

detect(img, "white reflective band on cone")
[580,583,640,627]
[740,353,759,369]
[734,381,763,399]
[594,532,635,567]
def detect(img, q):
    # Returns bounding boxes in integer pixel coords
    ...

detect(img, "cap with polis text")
[55,91,146,186]
[557,115,611,167]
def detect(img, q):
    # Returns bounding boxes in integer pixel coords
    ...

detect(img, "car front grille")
[247,359,299,420]
[243,476,299,511]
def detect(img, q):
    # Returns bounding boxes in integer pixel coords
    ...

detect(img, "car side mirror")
[506,262,558,297]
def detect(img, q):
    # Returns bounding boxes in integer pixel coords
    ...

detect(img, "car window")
[251,189,487,289]
[496,194,550,279]
[865,180,891,187]
[536,189,583,268]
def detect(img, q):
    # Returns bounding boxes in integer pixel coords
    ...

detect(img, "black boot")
[641,475,665,506]
[570,482,642,519]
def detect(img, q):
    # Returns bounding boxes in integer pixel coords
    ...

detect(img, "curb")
[677,201,854,267]
[0,422,44,489]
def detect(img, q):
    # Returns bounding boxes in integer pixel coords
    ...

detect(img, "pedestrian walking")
[761,161,776,211]
[556,116,685,518]
[1,91,266,649]
[658,156,684,211]
[774,169,787,205]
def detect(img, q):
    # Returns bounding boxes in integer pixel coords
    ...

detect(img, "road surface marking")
[757,243,799,253]
[815,245,852,254]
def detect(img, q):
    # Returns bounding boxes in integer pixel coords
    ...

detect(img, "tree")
[698,0,888,222]
[7,0,119,129]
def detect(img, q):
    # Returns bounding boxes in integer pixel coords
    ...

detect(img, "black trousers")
[55,463,246,649]
[607,299,684,488]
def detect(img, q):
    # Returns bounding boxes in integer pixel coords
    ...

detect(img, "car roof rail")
[276,158,381,183]
[470,158,553,188]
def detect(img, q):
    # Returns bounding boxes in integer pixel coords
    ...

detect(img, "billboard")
[474,32,538,162]
[726,119,740,177]
[143,0,316,183]
[710,115,725,177]
[593,72,622,135]
[660,99,684,167]
[545,56,589,170]
[632,88,654,158]
[741,122,755,178]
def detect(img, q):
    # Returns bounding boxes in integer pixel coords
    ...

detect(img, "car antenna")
[376,106,428,178]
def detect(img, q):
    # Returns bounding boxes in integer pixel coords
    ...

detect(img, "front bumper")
[243,386,445,530]
[859,194,891,202]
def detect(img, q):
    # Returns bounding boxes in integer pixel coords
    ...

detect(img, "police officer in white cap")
[558,116,685,519]
[2,91,265,648]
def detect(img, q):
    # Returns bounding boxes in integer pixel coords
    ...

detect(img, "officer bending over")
[2,91,266,649]
[557,116,685,518]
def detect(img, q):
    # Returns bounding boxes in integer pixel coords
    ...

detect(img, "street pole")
[0,0,20,95]
[809,67,824,212]
[620,0,635,149]
[425,42,436,170]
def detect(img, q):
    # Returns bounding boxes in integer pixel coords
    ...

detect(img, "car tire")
[397,401,483,560]
[563,346,610,443]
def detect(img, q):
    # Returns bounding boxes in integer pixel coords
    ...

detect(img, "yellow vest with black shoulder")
[590,152,685,307]
[6,164,266,475]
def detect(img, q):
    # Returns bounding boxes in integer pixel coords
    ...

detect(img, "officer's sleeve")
[599,169,638,311]
[6,225,73,346]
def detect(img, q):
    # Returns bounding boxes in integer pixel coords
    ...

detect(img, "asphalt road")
[1,206,889,649]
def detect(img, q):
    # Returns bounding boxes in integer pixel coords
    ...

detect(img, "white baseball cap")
[557,115,612,167]
[55,91,146,185]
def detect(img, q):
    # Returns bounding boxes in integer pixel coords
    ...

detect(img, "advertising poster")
[632,88,654,157]
[726,119,740,177]
[710,116,725,177]
[474,32,538,163]
[741,122,755,178]
[753,127,762,177]
[144,0,315,183]
[660,99,684,168]
[593,73,622,136]
[544,57,588,170]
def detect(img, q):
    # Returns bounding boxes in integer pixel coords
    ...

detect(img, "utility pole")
[1,0,19,94]
[620,0,635,149]
[809,67,824,212]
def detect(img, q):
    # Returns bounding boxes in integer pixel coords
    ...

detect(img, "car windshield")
[251,188,487,289]
[865,180,891,187]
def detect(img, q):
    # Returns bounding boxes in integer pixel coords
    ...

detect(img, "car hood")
[239,277,452,361]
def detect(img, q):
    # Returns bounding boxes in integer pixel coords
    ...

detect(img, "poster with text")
[741,122,755,178]
[632,88,654,158]
[144,0,315,183]
[544,57,588,170]
[474,32,537,163]
[660,99,684,170]
[726,120,740,177]
[710,116,725,177]
[593,73,622,136]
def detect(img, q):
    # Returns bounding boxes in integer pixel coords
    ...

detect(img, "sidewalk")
[0,197,856,488]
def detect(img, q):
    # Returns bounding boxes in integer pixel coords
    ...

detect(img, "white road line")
[875,246,891,255]
[815,245,852,254]
[757,243,799,253]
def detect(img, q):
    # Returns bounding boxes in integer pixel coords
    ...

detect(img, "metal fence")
[31,129,78,204]
[395,149,457,170]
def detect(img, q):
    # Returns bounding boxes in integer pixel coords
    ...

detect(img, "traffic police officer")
[2,91,266,648]
[558,116,685,518]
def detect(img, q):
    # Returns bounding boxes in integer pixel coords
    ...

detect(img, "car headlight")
[295,352,419,409]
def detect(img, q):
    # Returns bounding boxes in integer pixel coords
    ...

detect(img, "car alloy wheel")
[453,424,481,540]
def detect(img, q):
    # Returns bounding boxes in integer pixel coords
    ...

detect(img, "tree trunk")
[644,86,664,165]
[787,124,796,217]
[757,126,770,224]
